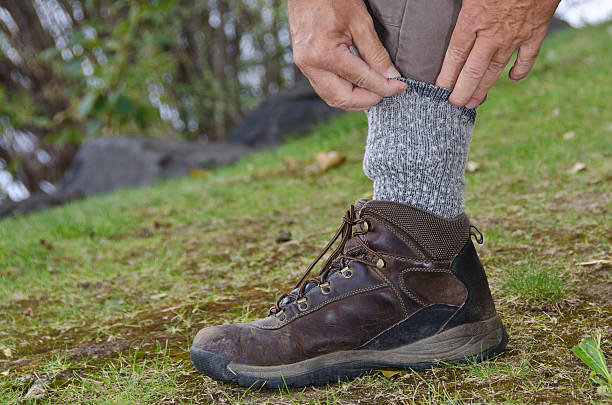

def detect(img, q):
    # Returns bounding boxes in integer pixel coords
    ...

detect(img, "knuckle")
[515,34,530,44]
[514,31,533,44]
[512,70,529,80]
[447,46,470,64]
[351,11,375,33]
[295,46,332,69]
[369,47,390,66]
[472,89,487,102]
[315,48,337,70]
[462,64,485,80]
[326,97,347,109]
[456,13,479,33]
[351,19,370,38]
[292,49,311,68]
[519,54,538,65]
[352,74,370,89]
[325,98,338,108]
[487,60,506,74]
[293,55,307,69]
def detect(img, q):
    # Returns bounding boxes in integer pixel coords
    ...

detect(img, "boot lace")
[272,205,385,313]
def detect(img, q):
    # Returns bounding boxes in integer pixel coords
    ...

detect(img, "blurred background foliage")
[0,0,609,203]
[0,0,292,197]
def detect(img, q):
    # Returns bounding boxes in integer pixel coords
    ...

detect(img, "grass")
[1,23,612,404]
[501,258,567,303]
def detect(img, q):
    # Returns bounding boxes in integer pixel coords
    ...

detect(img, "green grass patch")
[1,22,611,404]
[501,259,567,303]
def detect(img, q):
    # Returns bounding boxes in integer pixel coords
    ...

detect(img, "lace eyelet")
[340,266,353,278]
[362,220,372,232]
[376,258,386,269]
[297,298,309,311]
[319,282,332,295]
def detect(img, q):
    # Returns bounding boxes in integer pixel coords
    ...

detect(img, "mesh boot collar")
[358,199,470,260]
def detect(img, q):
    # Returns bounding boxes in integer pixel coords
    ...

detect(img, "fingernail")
[385,66,402,79]
[465,98,480,109]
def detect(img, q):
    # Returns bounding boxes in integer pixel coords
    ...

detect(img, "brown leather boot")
[190,199,508,387]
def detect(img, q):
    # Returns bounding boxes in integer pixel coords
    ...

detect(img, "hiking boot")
[190,199,508,387]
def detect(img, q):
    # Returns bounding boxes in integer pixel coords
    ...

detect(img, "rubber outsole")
[190,322,509,388]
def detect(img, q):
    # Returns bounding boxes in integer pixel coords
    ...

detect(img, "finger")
[435,14,477,89]
[509,33,545,81]
[350,18,403,79]
[465,49,514,109]
[306,68,382,111]
[448,38,498,107]
[330,44,407,98]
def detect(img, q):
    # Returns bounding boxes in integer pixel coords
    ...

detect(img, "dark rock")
[0,189,84,218]
[59,136,252,195]
[228,74,340,147]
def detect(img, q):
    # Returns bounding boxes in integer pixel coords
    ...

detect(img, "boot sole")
[190,315,508,388]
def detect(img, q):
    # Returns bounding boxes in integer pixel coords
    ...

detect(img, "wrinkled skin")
[435,0,561,108]
[289,0,560,111]
[288,0,407,111]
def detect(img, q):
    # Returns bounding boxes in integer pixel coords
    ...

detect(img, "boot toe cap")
[192,324,241,360]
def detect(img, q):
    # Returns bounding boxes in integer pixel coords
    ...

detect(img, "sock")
[363,78,476,219]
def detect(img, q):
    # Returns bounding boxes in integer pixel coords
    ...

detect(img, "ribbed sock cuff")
[363,78,475,218]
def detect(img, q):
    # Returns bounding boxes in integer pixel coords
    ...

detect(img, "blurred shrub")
[0,0,291,196]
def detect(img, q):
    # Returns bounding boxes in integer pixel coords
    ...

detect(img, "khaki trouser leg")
[365,0,461,83]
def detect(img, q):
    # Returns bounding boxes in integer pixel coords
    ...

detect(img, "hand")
[288,0,407,111]
[436,0,560,109]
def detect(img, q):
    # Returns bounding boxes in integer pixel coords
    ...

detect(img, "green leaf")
[114,95,136,117]
[40,47,59,61]
[572,336,611,381]
[76,91,98,119]
[86,118,104,137]
[591,374,607,386]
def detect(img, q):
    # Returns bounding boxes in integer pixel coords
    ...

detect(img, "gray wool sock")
[363,78,476,219]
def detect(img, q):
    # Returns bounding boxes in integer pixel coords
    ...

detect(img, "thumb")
[351,24,403,80]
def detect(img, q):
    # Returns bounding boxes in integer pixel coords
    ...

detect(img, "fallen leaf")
[316,151,345,172]
[150,293,168,300]
[24,380,46,400]
[378,369,401,378]
[1,346,12,359]
[278,240,300,252]
[244,243,258,255]
[284,156,297,170]
[562,131,576,140]
[466,161,482,173]
[570,162,586,174]
[578,259,612,271]
[189,168,210,179]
